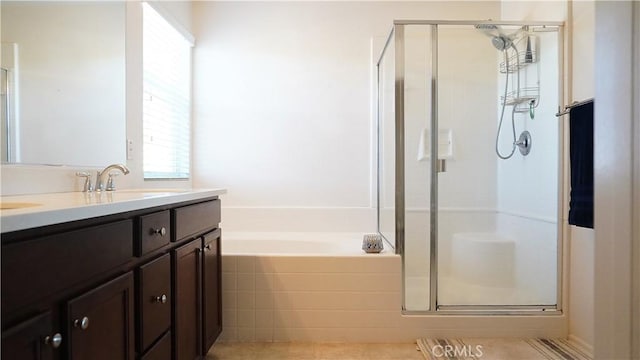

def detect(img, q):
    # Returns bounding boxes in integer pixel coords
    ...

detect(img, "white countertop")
[0,188,226,233]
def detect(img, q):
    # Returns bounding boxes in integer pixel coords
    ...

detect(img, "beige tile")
[256,310,274,328]
[459,338,546,360]
[271,273,401,292]
[237,327,255,342]
[313,343,422,360]
[222,272,237,291]
[359,343,423,360]
[237,272,255,291]
[255,290,274,309]
[237,291,255,310]
[237,256,255,273]
[208,340,573,360]
[206,342,258,359]
[254,257,276,273]
[272,327,322,342]
[254,343,316,360]
[237,309,255,328]
[221,256,237,273]
[222,309,237,327]
[216,328,237,343]
[255,272,275,291]
[272,291,401,310]
[313,343,368,359]
[272,310,400,329]
[222,290,237,310]
[255,327,273,342]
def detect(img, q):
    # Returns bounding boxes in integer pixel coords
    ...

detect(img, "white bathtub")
[220,231,401,342]
[222,231,394,256]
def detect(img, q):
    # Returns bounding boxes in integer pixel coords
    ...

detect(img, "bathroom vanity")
[0,189,225,360]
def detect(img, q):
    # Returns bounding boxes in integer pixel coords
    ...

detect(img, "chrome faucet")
[96,164,130,191]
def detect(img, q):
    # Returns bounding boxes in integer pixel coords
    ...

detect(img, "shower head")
[475,23,517,51]
[491,35,513,51]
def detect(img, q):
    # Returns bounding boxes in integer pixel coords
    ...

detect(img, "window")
[142,3,193,179]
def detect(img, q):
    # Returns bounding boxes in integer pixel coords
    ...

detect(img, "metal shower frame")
[376,20,565,315]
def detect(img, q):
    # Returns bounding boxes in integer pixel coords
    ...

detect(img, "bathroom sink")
[0,202,42,210]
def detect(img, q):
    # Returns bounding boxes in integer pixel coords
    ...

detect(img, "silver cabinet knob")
[204,244,212,252]
[73,316,90,330]
[154,294,167,304]
[44,333,62,348]
[152,227,167,236]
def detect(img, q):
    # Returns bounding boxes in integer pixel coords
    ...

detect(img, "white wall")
[567,0,595,351]
[191,1,500,231]
[594,2,637,358]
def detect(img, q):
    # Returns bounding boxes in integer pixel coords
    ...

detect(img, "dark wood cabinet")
[202,229,222,354]
[172,238,202,360]
[140,331,171,360]
[1,311,58,360]
[137,211,171,256]
[1,220,133,324]
[172,200,220,242]
[138,254,171,352]
[66,272,135,360]
[1,197,222,360]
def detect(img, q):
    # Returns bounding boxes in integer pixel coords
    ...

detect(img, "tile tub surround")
[220,250,566,342]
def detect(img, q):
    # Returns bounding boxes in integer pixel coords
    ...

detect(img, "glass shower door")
[435,24,560,308]
[401,24,434,311]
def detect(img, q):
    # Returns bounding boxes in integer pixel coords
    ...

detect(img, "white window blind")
[142,2,192,179]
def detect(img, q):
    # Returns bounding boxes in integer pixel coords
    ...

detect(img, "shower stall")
[377,21,564,313]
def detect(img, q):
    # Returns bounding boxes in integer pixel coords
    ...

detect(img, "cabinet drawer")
[140,331,171,360]
[1,220,133,320]
[173,200,220,241]
[137,210,171,256]
[138,254,171,352]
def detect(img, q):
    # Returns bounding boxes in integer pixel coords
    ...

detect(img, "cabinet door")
[66,272,134,360]
[172,239,201,360]
[1,311,60,360]
[202,229,222,355]
[138,254,171,352]
[140,331,171,360]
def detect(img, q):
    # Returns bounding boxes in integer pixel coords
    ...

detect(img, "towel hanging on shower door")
[568,100,594,229]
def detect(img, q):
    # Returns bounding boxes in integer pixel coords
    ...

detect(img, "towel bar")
[555,98,594,117]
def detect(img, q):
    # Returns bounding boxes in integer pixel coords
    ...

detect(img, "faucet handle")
[75,172,95,192]
[106,172,120,191]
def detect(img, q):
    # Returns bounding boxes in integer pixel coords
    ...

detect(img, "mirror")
[1,1,126,167]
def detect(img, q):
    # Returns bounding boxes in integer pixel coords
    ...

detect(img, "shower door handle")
[436,159,447,173]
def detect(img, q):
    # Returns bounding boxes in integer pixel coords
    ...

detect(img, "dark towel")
[568,100,594,228]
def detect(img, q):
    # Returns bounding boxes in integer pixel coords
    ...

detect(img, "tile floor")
[206,342,424,360]
[207,339,589,360]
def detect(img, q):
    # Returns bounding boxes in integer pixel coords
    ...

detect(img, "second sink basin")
[0,202,42,210]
